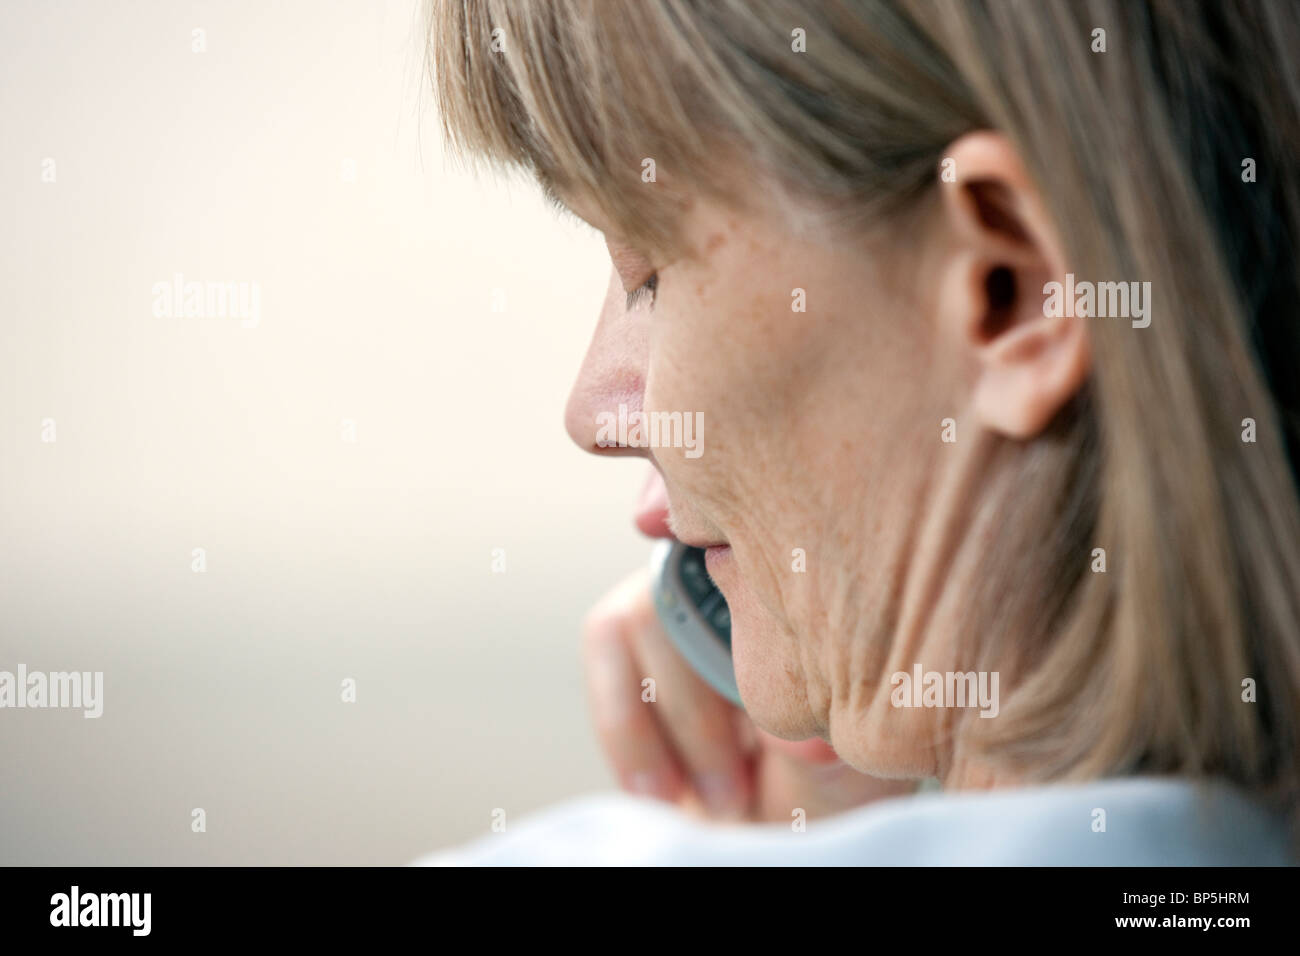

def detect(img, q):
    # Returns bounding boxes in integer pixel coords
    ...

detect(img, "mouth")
[632,466,728,550]
[633,464,674,537]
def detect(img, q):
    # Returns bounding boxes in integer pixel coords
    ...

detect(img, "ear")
[936,132,1089,439]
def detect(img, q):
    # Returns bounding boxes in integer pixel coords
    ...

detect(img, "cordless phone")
[649,539,743,708]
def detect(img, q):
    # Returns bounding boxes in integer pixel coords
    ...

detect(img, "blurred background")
[0,0,649,864]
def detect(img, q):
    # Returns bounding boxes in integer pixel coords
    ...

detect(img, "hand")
[582,567,917,823]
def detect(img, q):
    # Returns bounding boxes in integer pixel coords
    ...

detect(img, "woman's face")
[564,188,973,776]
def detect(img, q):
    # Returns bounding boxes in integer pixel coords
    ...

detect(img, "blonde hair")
[429,0,1300,841]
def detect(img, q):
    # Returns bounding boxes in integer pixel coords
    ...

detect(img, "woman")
[419,0,1300,864]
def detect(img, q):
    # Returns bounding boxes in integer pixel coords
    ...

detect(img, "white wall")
[0,0,648,863]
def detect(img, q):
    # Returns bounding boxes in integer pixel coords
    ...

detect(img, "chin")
[729,611,822,740]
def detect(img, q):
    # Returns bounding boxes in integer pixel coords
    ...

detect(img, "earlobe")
[935,132,1090,440]
[972,309,1091,438]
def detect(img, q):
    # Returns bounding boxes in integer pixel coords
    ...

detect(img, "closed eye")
[625,273,658,311]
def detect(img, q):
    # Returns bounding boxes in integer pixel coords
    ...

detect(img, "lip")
[703,543,733,566]
[633,467,675,538]
[633,466,728,549]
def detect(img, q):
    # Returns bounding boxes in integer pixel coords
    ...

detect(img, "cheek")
[731,614,822,738]
[640,298,749,511]
[644,264,810,497]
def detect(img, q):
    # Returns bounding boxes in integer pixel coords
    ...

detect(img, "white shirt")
[413,777,1292,866]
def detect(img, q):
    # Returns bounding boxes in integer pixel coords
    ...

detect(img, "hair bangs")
[429,0,759,254]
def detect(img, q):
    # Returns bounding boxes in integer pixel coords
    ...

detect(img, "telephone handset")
[648,539,743,708]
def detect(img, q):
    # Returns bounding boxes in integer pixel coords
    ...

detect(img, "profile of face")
[430,0,1300,822]
[563,134,1089,783]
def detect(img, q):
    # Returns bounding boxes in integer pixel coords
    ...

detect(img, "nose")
[564,268,650,458]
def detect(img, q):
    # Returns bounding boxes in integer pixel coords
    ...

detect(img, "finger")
[631,606,754,819]
[582,569,688,803]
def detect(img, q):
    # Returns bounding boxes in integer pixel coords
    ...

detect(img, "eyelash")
[625,273,658,311]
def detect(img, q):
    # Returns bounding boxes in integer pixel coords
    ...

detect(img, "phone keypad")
[676,547,732,646]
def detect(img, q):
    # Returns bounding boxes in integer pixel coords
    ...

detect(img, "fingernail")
[695,772,743,817]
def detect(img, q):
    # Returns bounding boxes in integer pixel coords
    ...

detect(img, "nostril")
[565,380,648,457]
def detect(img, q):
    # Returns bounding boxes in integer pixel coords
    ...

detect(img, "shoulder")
[410,793,723,866]
[841,776,1292,865]
[410,777,1292,866]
